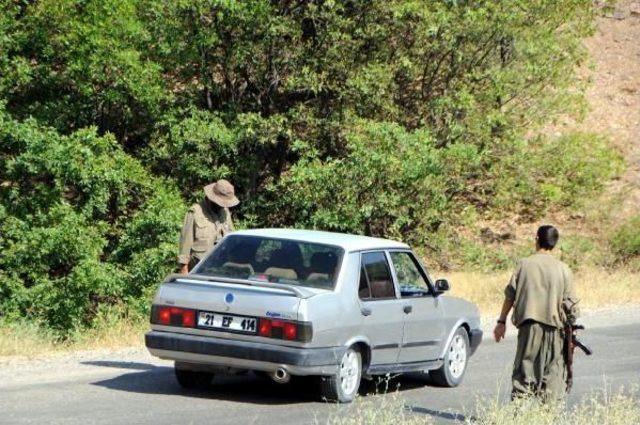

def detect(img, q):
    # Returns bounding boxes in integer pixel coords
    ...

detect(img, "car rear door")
[357,251,405,365]
[389,250,446,363]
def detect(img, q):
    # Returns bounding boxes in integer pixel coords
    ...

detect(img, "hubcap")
[339,350,360,395]
[448,334,467,379]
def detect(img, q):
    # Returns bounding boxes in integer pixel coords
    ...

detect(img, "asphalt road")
[2,314,639,425]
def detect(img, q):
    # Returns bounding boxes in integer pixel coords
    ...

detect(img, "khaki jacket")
[505,252,579,329]
[177,200,234,265]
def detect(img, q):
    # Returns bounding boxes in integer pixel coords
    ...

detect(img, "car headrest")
[268,244,303,268]
[310,252,337,274]
[228,242,257,263]
[264,267,298,281]
[222,262,255,277]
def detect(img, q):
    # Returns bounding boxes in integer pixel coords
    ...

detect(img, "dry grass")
[0,316,146,359]
[325,393,433,425]
[443,267,640,315]
[468,388,640,425]
[325,388,640,425]
[0,322,59,358]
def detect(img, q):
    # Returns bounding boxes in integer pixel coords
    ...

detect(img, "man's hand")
[493,322,506,342]
[180,264,189,275]
[494,297,513,343]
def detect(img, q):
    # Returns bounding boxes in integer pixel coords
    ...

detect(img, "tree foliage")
[0,108,183,333]
[0,0,619,335]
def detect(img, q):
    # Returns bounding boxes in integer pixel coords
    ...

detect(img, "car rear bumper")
[469,328,483,355]
[145,331,344,376]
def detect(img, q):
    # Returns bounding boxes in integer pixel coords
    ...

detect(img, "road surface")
[2,308,639,424]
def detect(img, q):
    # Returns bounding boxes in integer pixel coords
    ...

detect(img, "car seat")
[306,252,338,285]
[222,241,256,277]
[264,243,303,281]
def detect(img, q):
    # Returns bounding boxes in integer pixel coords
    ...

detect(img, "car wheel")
[174,366,214,389]
[320,346,362,403]
[429,327,469,387]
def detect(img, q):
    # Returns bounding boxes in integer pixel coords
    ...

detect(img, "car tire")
[429,327,469,387]
[174,366,214,389]
[320,346,362,403]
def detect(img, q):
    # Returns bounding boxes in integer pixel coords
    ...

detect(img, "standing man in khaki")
[178,179,239,274]
[493,225,578,400]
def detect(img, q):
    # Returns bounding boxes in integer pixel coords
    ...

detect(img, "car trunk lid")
[155,274,311,322]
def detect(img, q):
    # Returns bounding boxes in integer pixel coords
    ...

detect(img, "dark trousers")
[512,320,566,400]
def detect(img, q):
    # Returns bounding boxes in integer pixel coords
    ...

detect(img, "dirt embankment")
[581,1,640,218]
[480,2,640,245]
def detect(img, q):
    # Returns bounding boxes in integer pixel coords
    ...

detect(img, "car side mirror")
[434,278,450,294]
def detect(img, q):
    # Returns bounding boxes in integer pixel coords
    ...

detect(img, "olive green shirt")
[505,252,578,329]
[177,200,234,265]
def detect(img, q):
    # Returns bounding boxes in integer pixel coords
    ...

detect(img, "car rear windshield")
[195,235,344,289]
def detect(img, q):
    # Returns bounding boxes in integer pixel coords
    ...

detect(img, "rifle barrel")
[573,338,593,356]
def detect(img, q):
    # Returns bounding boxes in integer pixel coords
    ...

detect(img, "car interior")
[212,236,340,287]
[359,252,396,299]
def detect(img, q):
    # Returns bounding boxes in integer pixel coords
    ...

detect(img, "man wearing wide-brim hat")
[178,179,239,274]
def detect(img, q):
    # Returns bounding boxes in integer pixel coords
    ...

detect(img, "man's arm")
[177,210,195,274]
[494,297,514,342]
[494,261,520,342]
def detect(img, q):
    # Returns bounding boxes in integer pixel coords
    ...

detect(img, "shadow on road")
[83,361,159,371]
[406,405,472,422]
[87,364,319,405]
[84,361,449,406]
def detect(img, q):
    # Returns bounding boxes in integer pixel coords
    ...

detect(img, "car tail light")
[283,322,297,340]
[151,305,196,328]
[258,318,272,337]
[181,309,195,327]
[257,318,311,342]
[158,308,171,324]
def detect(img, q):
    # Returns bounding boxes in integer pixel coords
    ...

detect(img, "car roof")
[231,228,409,252]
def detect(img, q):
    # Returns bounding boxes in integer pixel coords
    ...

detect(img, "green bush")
[0,0,622,334]
[559,234,602,269]
[0,110,183,336]
[132,0,597,229]
[0,0,167,140]
[610,215,640,263]
[494,132,623,219]
[143,110,236,203]
[265,120,448,241]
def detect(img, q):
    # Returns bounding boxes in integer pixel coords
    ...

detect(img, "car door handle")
[403,305,413,314]
[360,307,372,316]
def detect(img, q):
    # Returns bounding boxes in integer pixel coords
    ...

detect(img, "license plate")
[197,311,257,333]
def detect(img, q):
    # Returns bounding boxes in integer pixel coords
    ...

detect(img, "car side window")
[389,251,430,297]
[358,265,372,299]
[359,252,396,300]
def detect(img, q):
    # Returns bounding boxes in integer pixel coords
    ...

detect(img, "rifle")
[564,323,593,393]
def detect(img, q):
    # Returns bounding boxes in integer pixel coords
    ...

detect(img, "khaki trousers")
[512,320,566,400]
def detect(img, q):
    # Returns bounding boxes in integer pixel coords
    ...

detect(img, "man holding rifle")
[493,225,584,400]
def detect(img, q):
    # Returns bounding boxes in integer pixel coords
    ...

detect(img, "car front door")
[389,250,446,363]
[358,251,404,365]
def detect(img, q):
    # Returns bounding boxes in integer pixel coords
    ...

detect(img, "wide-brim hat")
[204,179,239,208]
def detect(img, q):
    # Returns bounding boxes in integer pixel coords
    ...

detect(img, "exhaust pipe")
[270,368,290,384]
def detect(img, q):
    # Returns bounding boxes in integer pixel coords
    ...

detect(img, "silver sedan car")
[146,229,482,402]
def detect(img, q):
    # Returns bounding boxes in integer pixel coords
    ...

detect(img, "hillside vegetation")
[0,0,632,339]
